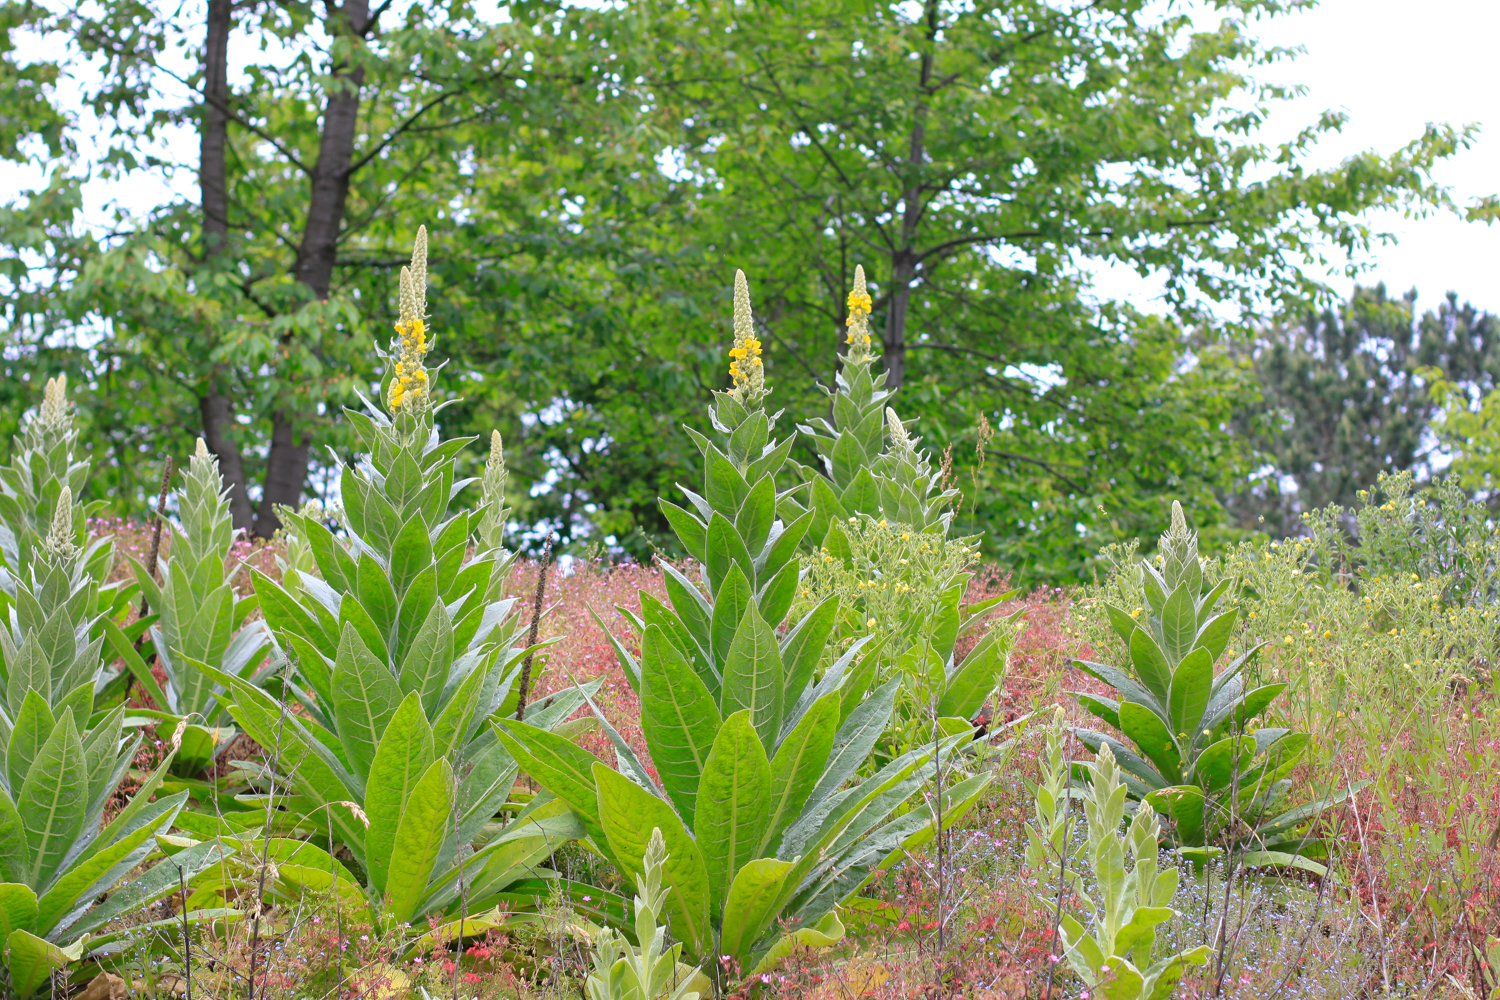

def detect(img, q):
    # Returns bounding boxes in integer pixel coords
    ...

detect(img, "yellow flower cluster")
[845,264,874,363]
[727,269,766,404]
[388,226,431,412]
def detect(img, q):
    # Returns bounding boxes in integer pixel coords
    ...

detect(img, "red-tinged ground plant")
[498,270,994,988]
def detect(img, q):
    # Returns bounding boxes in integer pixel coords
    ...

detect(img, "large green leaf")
[1191,736,1256,792]
[213,672,367,851]
[64,838,233,941]
[735,474,776,555]
[0,883,37,941]
[1128,628,1172,701]
[779,596,838,705]
[1118,702,1182,785]
[660,500,708,564]
[384,757,453,925]
[936,629,1009,720]
[640,625,722,826]
[694,710,770,916]
[17,712,85,890]
[705,512,754,597]
[7,927,70,998]
[719,857,794,966]
[720,602,784,749]
[6,691,53,798]
[0,793,28,883]
[762,691,838,856]
[799,680,898,827]
[389,514,434,599]
[253,569,336,657]
[492,721,604,838]
[34,819,159,936]
[331,622,404,781]
[1143,785,1207,847]
[339,593,391,667]
[705,451,751,518]
[398,599,453,717]
[1193,609,1238,662]
[1166,646,1214,740]
[593,763,710,959]
[659,561,714,658]
[756,556,800,628]
[1157,583,1198,665]
[366,692,436,895]
[709,563,753,665]
[357,553,400,644]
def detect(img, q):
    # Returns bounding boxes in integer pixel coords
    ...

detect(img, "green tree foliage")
[0,0,638,533]
[1228,286,1500,534]
[0,0,1480,578]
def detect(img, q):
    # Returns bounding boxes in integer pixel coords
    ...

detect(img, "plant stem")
[179,864,192,1000]
[125,456,174,703]
[514,540,552,721]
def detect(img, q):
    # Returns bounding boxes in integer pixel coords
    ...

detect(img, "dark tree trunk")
[883,0,938,391]
[197,0,255,531]
[256,0,372,538]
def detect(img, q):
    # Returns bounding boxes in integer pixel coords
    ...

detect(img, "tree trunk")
[197,0,255,531]
[255,0,372,537]
[883,0,938,391]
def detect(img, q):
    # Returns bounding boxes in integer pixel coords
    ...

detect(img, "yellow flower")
[866,618,877,629]
[387,226,432,412]
[844,265,875,362]
[726,270,766,404]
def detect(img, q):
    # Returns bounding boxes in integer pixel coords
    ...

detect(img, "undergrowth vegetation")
[0,236,1495,1000]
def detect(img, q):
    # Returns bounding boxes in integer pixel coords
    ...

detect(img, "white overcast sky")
[12,0,1500,321]
[1092,0,1500,318]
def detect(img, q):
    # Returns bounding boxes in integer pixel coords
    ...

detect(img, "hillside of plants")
[0,228,1492,1000]
[2,0,1500,997]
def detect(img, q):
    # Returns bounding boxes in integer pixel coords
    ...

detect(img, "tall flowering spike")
[727,269,766,406]
[484,430,507,497]
[23,372,76,452]
[42,486,76,560]
[845,265,874,363]
[387,225,432,412]
[1159,500,1199,592]
[477,429,509,551]
[885,406,918,462]
[40,374,70,428]
[191,436,216,477]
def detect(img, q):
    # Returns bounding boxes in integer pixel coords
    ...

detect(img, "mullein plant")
[501,270,995,986]
[203,227,584,939]
[582,828,707,1000]
[791,268,1015,743]
[1027,710,1212,1000]
[0,491,111,731]
[794,266,959,544]
[101,439,273,776]
[0,377,135,721]
[1072,502,1361,871]
[0,375,109,582]
[0,714,232,999]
